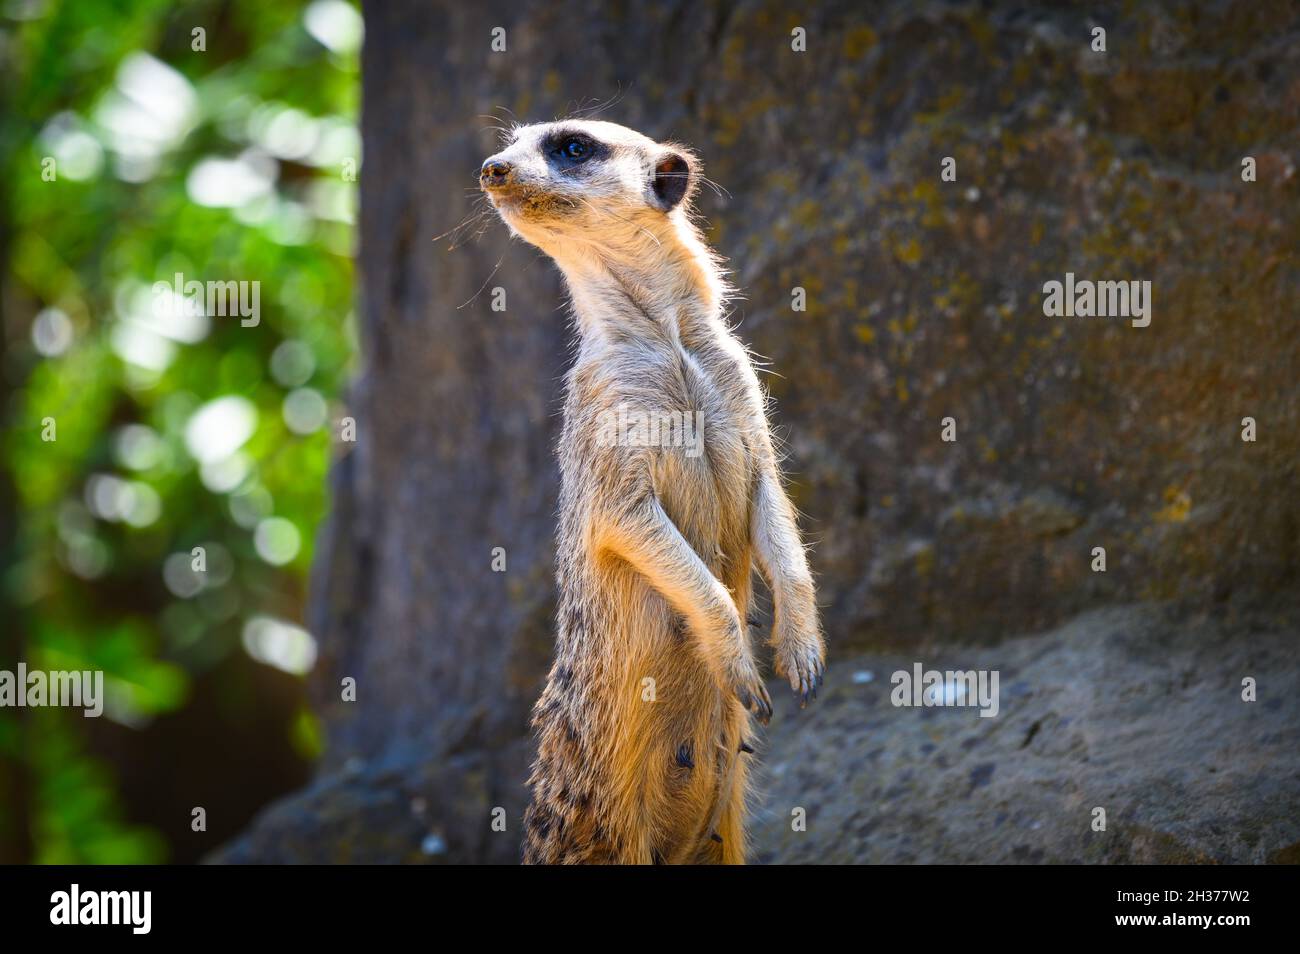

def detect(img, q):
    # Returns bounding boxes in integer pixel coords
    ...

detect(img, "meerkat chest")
[569,341,756,552]
[645,345,754,550]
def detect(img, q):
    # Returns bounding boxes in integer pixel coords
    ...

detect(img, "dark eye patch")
[542,129,608,171]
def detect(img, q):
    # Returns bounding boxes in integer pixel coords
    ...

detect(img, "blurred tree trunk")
[218,0,577,864]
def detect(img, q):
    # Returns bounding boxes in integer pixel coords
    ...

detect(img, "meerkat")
[479,119,825,864]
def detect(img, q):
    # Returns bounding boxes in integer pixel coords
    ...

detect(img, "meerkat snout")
[480,157,513,188]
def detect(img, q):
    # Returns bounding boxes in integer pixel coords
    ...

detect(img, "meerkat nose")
[480,158,513,188]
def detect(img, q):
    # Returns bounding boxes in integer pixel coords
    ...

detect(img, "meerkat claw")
[676,743,694,769]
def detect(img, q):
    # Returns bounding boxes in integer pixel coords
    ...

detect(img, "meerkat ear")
[650,151,693,211]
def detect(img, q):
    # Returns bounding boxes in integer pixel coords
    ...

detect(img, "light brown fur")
[480,120,824,864]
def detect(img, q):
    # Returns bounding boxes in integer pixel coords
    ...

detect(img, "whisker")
[457,255,505,309]
[561,85,628,122]
[433,200,493,247]
[476,114,511,134]
[696,174,731,200]
[485,106,521,145]
[652,171,730,200]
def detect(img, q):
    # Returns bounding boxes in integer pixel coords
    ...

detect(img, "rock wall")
[756,602,1300,864]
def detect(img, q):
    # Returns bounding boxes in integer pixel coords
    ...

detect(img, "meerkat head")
[479,119,700,263]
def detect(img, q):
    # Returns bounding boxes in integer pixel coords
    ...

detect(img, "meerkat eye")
[561,138,590,160]
[546,132,601,169]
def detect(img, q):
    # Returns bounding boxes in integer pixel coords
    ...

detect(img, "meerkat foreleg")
[751,467,825,705]
[598,494,773,722]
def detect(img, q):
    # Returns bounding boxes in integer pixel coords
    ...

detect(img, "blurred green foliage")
[0,0,360,862]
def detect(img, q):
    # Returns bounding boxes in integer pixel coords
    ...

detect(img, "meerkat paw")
[773,629,826,709]
[727,656,773,725]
